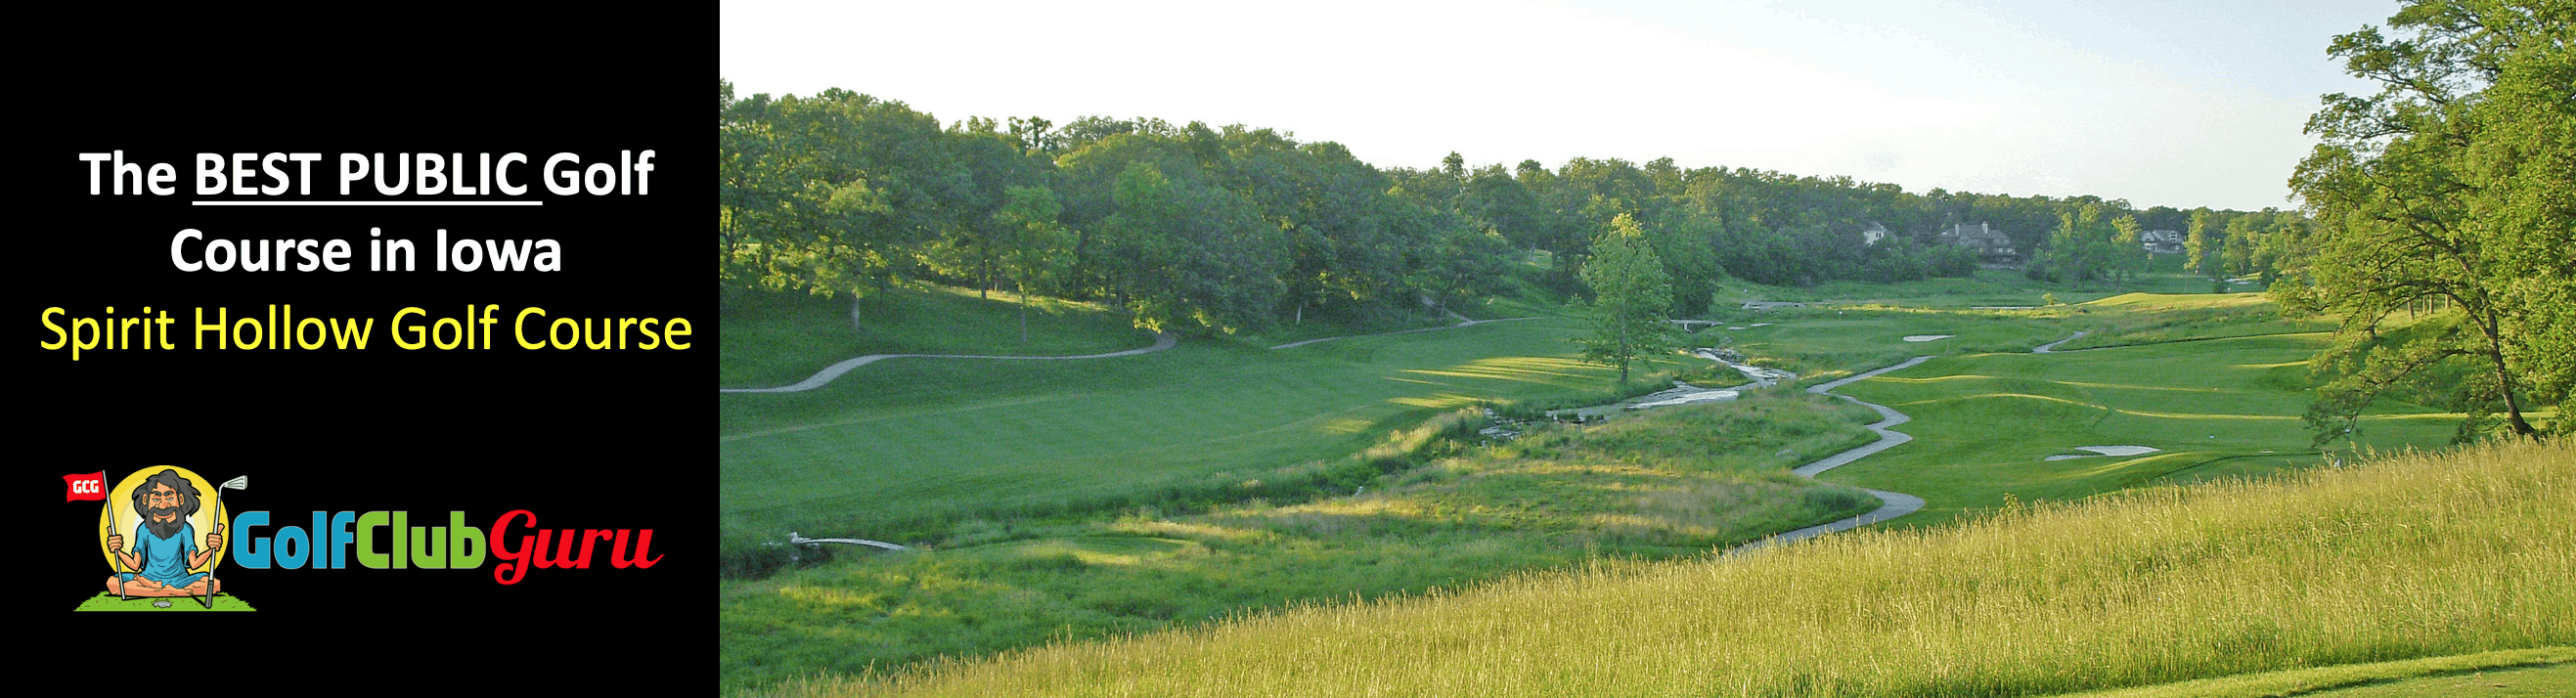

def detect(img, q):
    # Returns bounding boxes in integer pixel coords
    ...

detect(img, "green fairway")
[72,592,255,611]
[1708,305,2077,386]
[2055,647,2575,697]
[1828,327,2460,526]
[2298,663,2576,697]
[2055,292,2332,350]
[722,312,1718,545]
[721,284,1158,388]
[1713,265,2238,308]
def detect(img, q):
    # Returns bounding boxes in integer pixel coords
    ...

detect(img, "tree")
[2221,215,2258,278]
[2111,213,2146,284]
[715,87,962,330]
[2280,0,2573,442]
[992,186,1077,342]
[1577,214,1679,383]
[2031,203,2119,284]
[2184,207,2218,279]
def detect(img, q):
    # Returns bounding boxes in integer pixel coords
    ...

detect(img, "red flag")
[66,471,107,502]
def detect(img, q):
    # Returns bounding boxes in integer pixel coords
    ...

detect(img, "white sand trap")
[1750,323,1771,327]
[1903,334,1955,342]
[2044,445,2162,460]
[1728,327,1747,330]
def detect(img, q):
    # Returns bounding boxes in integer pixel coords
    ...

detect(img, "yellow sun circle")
[98,466,229,575]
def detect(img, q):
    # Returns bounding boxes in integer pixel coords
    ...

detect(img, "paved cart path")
[720,332,1177,394]
[724,311,1546,394]
[1729,355,1934,554]
[2032,330,2089,353]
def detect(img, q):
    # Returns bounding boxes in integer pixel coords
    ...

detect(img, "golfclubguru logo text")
[230,509,660,585]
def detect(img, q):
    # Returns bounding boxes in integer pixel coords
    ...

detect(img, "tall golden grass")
[786,439,2572,698]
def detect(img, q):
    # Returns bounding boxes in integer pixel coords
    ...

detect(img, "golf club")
[199,476,246,609]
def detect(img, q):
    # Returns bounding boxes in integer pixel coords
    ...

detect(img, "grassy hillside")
[1711,265,2242,309]
[721,279,2500,695]
[721,391,1885,690]
[721,284,1156,388]
[720,314,1716,545]
[1827,303,2466,526]
[1701,304,2073,387]
[2056,292,2332,351]
[779,438,2573,698]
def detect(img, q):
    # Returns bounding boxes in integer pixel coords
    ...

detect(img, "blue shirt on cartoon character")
[124,521,205,589]
[105,468,223,598]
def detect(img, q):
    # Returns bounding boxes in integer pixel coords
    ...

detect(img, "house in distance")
[2141,229,2185,255]
[1936,222,2019,263]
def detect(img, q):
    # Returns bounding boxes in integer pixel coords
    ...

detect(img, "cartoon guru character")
[104,469,222,597]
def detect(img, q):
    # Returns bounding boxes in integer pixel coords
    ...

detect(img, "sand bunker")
[1903,334,1955,342]
[2044,445,2162,460]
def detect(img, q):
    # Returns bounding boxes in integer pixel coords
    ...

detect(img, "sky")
[720,0,2405,212]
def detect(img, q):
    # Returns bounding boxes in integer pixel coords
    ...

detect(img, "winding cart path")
[719,332,1177,394]
[723,312,1547,394]
[2032,330,2089,353]
[1728,328,2107,551]
[1729,356,1934,553]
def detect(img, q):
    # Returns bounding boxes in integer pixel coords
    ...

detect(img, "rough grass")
[720,391,1883,692]
[778,438,2574,698]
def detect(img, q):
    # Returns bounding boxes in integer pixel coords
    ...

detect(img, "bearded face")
[132,470,200,540]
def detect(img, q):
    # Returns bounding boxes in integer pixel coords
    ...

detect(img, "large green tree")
[992,185,1077,342]
[1577,214,1679,383]
[2185,207,2218,279]
[2110,213,2146,284]
[2280,0,2572,441]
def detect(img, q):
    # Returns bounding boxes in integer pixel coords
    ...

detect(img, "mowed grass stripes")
[722,317,1669,539]
[1826,331,2464,525]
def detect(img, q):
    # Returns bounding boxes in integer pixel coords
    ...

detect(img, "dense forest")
[719,79,2310,333]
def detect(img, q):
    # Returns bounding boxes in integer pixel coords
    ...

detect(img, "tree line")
[720,82,1503,335]
[720,79,2307,334]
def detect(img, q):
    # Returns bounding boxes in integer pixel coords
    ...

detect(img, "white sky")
[721,0,2400,212]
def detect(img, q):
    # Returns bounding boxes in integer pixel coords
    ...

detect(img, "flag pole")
[111,502,125,601]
